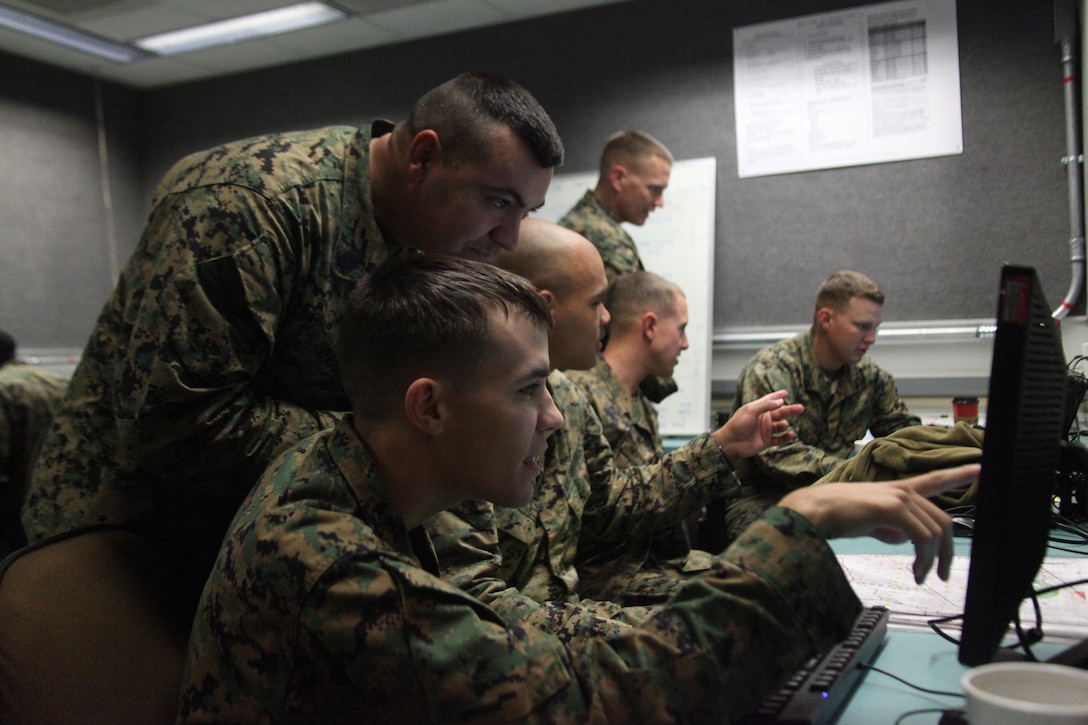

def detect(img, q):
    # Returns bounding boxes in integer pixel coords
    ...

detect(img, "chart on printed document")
[837,555,1088,642]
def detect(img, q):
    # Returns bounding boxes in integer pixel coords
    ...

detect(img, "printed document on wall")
[733,0,962,178]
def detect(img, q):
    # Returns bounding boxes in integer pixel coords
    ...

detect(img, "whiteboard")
[537,157,716,438]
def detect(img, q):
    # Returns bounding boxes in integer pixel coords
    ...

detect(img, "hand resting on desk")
[779,463,982,585]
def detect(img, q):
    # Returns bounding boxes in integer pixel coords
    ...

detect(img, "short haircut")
[339,254,552,421]
[0,329,14,366]
[606,271,683,335]
[599,130,674,176]
[813,270,885,325]
[405,72,564,168]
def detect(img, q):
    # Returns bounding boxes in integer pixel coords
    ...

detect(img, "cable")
[857,663,964,698]
[894,708,964,725]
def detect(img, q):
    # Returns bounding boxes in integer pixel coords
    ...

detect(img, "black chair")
[0,525,192,724]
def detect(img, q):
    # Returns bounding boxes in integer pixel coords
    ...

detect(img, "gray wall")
[0,0,1075,350]
[0,53,143,348]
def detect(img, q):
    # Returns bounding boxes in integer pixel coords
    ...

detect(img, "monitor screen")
[958,264,1068,667]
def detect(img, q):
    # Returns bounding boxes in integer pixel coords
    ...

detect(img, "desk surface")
[829,536,1087,724]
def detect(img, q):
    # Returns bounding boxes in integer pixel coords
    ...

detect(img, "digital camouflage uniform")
[428,500,649,642]
[558,189,644,284]
[726,329,921,538]
[22,123,400,596]
[565,357,709,602]
[178,416,863,724]
[433,370,736,617]
[566,358,662,467]
[0,363,67,552]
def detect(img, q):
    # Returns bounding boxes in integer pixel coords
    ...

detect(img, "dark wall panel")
[0,51,142,348]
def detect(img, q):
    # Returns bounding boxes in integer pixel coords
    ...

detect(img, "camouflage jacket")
[558,190,644,284]
[23,123,400,586]
[732,329,921,493]
[566,357,661,467]
[428,500,651,642]
[564,358,709,603]
[0,363,67,551]
[178,415,862,724]
[492,371,734,603]
[0,363,67,487]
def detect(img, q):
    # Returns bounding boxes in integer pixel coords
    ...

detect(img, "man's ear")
[404,377,445,435]
[607,164,628,192]
[642,311,658,341]
[815,307,833,332]
[406,130,442,183]
[538,289,558,311]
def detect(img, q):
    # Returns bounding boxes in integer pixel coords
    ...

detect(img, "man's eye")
[491,198,511,210]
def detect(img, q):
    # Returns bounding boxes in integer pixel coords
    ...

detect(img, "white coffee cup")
[961,661,1088,724]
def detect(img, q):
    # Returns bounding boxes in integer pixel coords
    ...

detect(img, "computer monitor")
[958,264,1068,667]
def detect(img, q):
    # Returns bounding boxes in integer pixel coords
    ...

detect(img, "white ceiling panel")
[363,0,506,38]
[0,0,634,89]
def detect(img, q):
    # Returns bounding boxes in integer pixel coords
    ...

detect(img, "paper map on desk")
[836,555,1088,642]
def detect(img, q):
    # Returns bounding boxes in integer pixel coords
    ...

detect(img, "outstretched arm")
[779,463,981,584]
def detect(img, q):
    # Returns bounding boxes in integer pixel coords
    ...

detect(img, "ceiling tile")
[0,0,634,88]
[364,0,505,37]
[78,5,210,40]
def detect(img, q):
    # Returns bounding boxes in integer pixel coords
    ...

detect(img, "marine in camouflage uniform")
[22,122,399,590]
[565,356,710,603]
[0,363,67,552]
[178,415,863,724]
[433,370,736,621]
[24,69,563,598]
[726,329,920,538]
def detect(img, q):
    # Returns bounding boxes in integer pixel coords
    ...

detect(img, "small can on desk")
[952,396,980,426]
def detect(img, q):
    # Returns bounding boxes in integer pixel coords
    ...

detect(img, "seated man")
[0,330,67,554]
[565,271,699,600]
[725,270,921,541]
[178,252,977,723]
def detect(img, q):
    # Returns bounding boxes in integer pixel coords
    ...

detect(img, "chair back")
[0,526,192,724]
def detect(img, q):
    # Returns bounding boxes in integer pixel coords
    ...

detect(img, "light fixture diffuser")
[0,4,147,63]
[134,2,348,56]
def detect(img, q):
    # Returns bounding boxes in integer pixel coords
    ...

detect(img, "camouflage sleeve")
[558,193,644,284]
[867,368,922,436]
[427,503,652,642]
[580,420,741,544]
[110,189,343,482]
[0,367,67,485]
[735,355,841,486]
[308,507,860,723]
[598,245,643,286]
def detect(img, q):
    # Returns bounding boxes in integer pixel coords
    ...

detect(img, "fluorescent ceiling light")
[0,4,147,63]
[135,2,348,56]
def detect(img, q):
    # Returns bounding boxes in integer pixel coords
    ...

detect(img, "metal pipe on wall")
[1056,0,1086,318]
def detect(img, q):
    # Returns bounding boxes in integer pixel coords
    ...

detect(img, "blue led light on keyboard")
[738,606,889,724]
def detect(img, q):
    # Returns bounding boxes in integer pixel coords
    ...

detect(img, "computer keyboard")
[738,605,889,724]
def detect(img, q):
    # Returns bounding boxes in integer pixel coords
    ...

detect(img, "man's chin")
[460,247,495,262]
[494,480,536,508]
